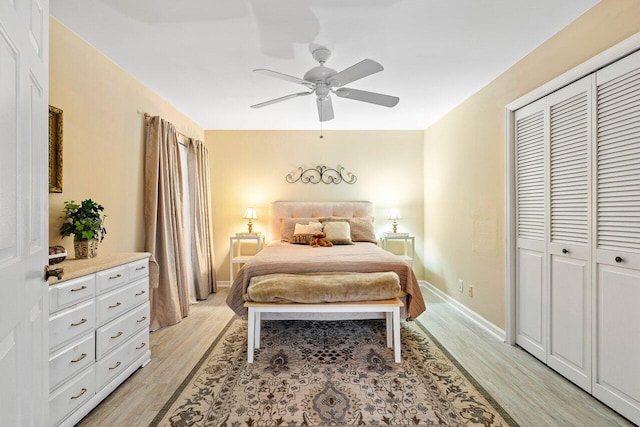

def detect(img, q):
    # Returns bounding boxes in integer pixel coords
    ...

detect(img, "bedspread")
[226,242,426,319]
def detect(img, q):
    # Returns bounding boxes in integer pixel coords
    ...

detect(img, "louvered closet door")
[546,76,592,392]
[593,49,640,423]
[515,99,548,362]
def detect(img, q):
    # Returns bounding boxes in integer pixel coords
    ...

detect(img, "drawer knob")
[108,302,122,309]
[70,388,87,400]
[562,248,569,254]
[615,256,623,264]
[108,361,121,371]
[70,318,87,327]
[109,274,122,280]
[136,316,147,323]
[70,353,87,363]
[135,266,146,271]
[110,331,123,340]
[70,285,87,292]
[136,342,146,350]
[135,290,146,296]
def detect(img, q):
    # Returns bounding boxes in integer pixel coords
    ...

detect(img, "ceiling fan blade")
[251,91,313,108]
[334,87,399,107]
[253,69,315,88]
[317,96,334,122]
[328,59,383,87]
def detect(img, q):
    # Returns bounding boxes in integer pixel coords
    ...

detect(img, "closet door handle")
[615,256,623,264]
[562,249,569,254]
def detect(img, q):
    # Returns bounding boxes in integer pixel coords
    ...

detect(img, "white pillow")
[323,221,353,245]
[293,222,322,235]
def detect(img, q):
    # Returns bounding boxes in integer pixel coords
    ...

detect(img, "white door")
[546,76,592,391]
[515,98,548,362]
[0,0,50,426]
[592,49,640,424]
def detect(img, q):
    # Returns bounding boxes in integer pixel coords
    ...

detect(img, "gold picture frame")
[49,105,63,193]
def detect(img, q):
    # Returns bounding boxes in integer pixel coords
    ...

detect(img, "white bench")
[243,298,404,364]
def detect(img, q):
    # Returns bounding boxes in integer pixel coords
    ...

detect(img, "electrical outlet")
[468,285,473,297]
[458,280,463,292]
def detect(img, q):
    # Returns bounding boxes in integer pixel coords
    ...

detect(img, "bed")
[225,201,426,320]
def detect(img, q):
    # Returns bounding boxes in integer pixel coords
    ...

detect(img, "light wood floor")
[78,286,633,427]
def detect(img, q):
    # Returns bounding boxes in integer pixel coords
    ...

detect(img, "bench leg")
[255,311,261,349]
[247,308,255,363]
[393,306,401,363]
[385,312,392,348]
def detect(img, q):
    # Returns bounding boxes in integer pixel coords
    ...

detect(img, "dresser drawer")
[49,275,96,314]
[49,365,95,427]
[96,277,148,326]
[49,333,95,392]
[49,300,96,351]
[96,328,149,391]
[96,264,129,293]
[128,258,149,281]
[96,301,150,359]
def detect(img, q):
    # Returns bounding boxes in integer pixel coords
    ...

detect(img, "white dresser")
[48,253,151,427]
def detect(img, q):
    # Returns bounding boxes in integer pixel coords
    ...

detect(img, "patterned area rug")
[151,319,518,426]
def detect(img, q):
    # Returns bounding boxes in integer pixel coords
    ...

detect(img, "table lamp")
[243,208,257,233]
[388,208,401,233]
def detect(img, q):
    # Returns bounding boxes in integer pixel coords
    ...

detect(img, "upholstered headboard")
[269,201,374,241]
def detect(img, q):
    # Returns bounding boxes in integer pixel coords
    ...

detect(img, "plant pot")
[74,239,98,259]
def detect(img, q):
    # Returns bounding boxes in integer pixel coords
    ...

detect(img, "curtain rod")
[144,113,190,145]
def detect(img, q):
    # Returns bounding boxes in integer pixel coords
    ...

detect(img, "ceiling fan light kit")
[251,47,399,122]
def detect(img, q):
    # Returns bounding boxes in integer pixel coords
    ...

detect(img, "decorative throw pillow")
[348,217,377,243]
[293,222,323,235]
[289,222,323,244]
[280,217,318,241]
[322,217,377,243]
[323,221,353,245]
[289,234,314,245]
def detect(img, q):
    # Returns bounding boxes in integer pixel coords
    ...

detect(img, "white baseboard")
[419,280,505,342]
[216,281,231,288]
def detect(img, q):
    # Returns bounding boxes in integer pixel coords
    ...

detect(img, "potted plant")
[60,199,107,259]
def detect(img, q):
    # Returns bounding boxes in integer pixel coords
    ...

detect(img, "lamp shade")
[388,208,401,220]
[243,208,257,219]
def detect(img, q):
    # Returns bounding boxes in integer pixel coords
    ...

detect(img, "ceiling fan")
[251,47,399,122]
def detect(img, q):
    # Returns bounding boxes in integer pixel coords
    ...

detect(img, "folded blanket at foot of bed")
[245,271,403,304]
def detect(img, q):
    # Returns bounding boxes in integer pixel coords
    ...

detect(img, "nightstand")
[380,233,414,267]
[230,235,264,283]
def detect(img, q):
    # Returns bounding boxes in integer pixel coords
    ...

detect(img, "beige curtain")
[144,116,190,330]
[187,139,216,297]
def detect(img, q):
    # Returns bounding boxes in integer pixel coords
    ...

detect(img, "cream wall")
[206,130,424,282]
[49,18,204,255]
[423,0,640,329]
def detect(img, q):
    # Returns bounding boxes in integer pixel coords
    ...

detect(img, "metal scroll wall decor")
[286,165,357,184]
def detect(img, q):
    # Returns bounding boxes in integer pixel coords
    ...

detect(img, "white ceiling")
[50,0,599,130]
